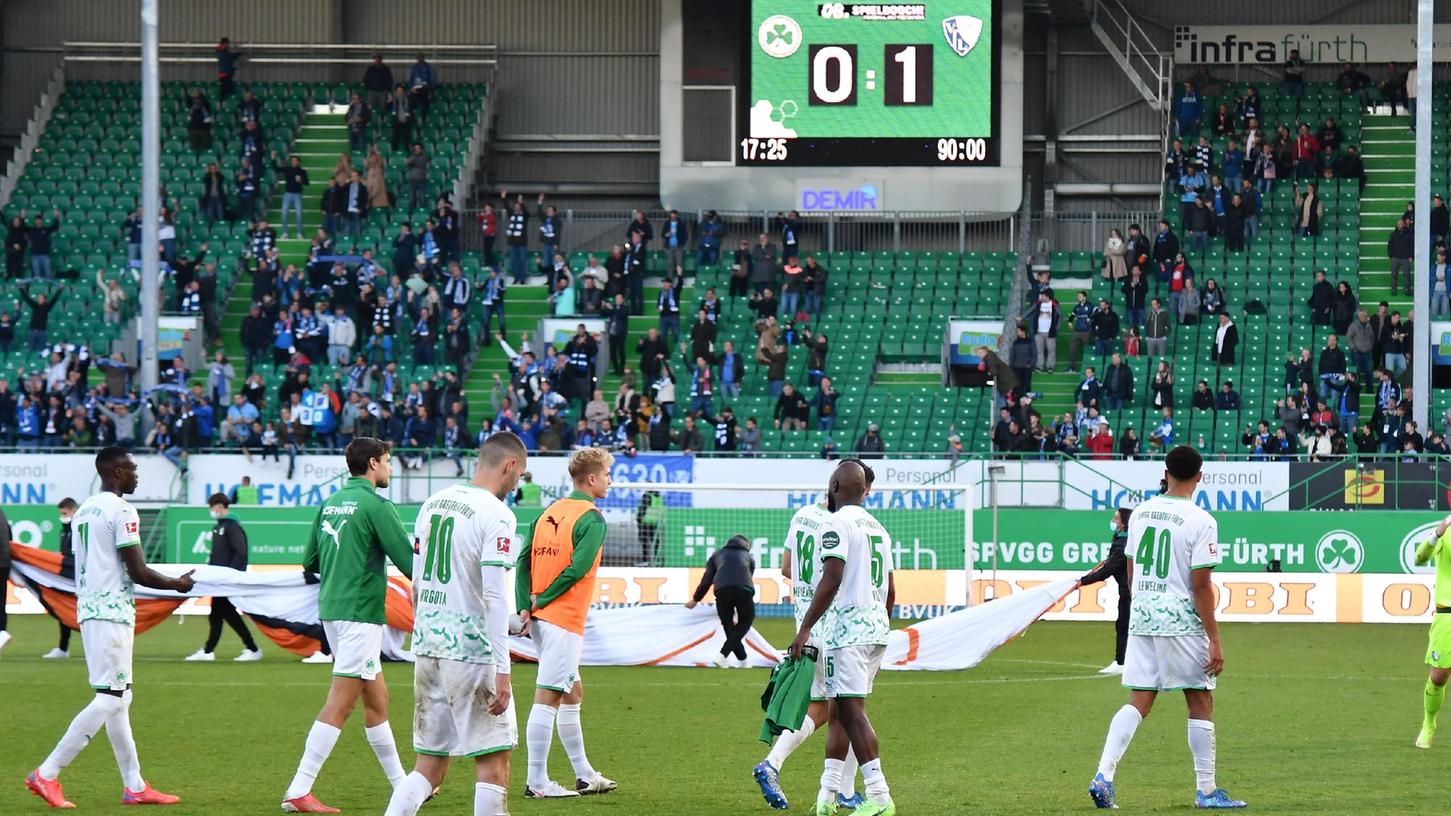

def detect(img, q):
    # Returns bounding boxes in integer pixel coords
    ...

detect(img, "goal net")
[584,481,974,610]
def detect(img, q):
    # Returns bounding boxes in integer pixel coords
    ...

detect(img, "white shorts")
[531,619,583,692]
[806,636,828,701]
[1122,634,1216,692]
[81,620,134,691]
[412,656,518,758]
[825,644,886,699]
[323,620,384,681]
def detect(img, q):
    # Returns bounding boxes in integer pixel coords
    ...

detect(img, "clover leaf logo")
[758,15,803,59]
[1315,530,1364,574]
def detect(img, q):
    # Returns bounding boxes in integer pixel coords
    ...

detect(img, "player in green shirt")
[1414,516,1451,748]
[282,438,415,814]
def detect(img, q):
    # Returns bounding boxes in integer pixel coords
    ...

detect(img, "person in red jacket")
[1293,124,1320,179]
[1086,424,1116,459]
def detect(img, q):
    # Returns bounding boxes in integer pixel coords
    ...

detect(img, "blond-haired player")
[516,447,617,797]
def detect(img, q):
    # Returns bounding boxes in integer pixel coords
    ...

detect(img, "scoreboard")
[740,1,1000,167]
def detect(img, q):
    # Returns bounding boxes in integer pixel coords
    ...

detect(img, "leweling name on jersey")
[418,588,449,605]
[322,504,358,517]
[424,498,477,519]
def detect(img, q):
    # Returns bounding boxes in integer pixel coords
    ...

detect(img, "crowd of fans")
[982,62,1451,462]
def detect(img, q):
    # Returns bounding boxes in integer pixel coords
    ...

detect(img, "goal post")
[590,482,975,610]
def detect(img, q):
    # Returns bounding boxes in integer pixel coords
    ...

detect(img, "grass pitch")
[0,615,1438,814]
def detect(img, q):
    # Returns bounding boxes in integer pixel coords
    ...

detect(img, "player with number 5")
[1087,446,1246,810]
[788,460,896,816]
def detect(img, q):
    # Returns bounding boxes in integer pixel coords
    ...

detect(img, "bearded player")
[281,437,415,813]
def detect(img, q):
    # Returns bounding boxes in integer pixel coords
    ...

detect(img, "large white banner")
[1173,24,1451,65]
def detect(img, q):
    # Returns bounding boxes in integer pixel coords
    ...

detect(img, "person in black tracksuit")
[42,498,79,658]
[1080,507,1132,674]
[188,493,261,660]
[686,534,757,666]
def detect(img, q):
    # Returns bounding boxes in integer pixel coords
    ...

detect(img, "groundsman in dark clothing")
[186,493,262,661]
[686,534,757,667]
[1080,506,1132,675]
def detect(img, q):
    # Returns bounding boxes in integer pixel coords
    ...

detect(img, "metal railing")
[461,207,1021,257]
[457,207,1167,259]
[63,41,499,70]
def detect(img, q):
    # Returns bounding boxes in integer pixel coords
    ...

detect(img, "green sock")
[1425,681,1445,728]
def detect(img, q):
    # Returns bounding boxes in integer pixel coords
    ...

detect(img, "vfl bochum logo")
[942,15,984,57]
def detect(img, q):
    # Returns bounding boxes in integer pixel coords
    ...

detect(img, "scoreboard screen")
[739,1,1000,167]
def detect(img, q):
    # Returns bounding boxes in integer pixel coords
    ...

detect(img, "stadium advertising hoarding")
[973,509,1440,574]
[0,454,178,505]
[989,571,1438,624]
[977,459,1290,511]
[947,319,1002,365]
[157,505,969,571]
[1172,24,1451,65]
[1286,461,1451,511]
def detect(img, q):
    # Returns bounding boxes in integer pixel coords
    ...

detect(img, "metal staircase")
[1086,0,1173,212]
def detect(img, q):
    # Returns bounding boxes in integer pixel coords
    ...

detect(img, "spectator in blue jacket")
[215,37,240,98]
[696,210,723,267]
[407,55,434,117]
[1175,81,1202,138]
[661,210,689,275]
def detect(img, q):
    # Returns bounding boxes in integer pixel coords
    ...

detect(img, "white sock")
[285,721,342,800]
[526,704,558,788]
[383,771,433,816]
[860,757,889,803]
[474,782,507,816]
[817,758,844,805]
[555,703,595,780]
[365,722,407,788]
[1096,705,1144,782]
[1188,719,1217,795]
[765,715,816,770]
[105,691,144,790]
[39,693,125,780]
[838,746,859,797]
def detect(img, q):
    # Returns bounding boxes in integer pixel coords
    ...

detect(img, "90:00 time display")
[937,138,988,162]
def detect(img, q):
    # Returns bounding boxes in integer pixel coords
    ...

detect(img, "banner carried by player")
[7,542,1073,672]
[505,578,1078,671]
[6,544,413,660]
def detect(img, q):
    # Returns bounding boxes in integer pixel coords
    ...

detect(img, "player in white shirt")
[1088,446,1246,810]
[25,447,197,808]
[754,461,881,811]
[384,432,528,816]
[789,461,896,816]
